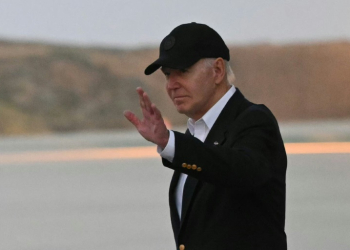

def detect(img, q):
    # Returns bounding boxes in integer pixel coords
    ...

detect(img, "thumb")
[123,110,140,128]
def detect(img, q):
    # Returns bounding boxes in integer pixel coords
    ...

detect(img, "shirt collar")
[188,85,236,134]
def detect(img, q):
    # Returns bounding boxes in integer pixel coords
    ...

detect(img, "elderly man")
[124,22,287,250]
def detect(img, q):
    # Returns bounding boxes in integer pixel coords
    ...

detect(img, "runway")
[0,142,350,165]
[0,122,349,250]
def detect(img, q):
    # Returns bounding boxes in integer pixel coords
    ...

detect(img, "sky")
[0,0,349,48]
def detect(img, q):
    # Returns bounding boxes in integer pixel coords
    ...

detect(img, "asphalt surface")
[1,120,349,250]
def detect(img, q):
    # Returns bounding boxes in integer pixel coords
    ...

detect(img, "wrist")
[158,130,170,150]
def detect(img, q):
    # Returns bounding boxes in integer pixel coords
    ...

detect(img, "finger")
[136,87,146,109]
[143,92,154,115]
[136,87,152,117]
[137,92,151,119]
[123,110,141,128]
[151,103,163,121]
[137,88,153,117]
[136,87,144,97]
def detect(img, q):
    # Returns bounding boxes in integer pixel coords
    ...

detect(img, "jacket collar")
[204,88,250,146]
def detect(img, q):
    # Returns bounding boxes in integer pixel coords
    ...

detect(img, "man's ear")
[213,58,226,84]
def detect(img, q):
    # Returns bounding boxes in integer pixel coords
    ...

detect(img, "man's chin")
[175,106,188,115]
[176,108,186,114]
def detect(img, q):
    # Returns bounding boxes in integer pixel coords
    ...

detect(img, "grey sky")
[0,0,349,48]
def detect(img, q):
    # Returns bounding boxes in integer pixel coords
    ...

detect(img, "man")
[124,22,287,250]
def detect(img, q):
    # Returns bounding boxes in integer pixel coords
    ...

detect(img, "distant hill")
[0,40,349,135]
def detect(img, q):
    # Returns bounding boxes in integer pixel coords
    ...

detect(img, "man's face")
[162,59,217,120]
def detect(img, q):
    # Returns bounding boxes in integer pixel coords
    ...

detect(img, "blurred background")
[0,0,349,249]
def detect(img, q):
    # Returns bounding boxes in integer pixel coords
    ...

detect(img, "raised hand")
[124,87,169,149]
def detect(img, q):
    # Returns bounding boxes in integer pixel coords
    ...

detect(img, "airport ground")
[1,120,349,250]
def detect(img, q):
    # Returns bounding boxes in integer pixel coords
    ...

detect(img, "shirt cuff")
[157,130,175,163]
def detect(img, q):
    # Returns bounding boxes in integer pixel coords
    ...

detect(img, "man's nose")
[167,75,180,90]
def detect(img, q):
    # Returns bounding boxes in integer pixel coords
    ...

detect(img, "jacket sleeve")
[162,106,287,190]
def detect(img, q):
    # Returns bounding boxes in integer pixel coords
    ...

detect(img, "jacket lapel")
[174,88,251,234]
[204,88,248,146]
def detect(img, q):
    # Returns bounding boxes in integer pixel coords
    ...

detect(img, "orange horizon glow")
[0,142,349,165]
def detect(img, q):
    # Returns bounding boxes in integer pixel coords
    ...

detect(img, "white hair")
[203,58,235,85]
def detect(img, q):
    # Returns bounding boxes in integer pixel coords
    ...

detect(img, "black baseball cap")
[144,22,230,75]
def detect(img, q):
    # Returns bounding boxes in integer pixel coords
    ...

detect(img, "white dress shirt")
[158,86,236,219]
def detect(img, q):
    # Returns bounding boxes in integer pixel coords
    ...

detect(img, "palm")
[124,87,169,148]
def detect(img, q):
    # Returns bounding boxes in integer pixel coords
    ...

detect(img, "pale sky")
[0,0,349,48]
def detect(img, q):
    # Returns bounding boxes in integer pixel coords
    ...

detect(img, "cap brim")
[144,56,201,75]
[144,59,162,75]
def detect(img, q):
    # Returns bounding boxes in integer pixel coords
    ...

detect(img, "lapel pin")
[214,141,219,145]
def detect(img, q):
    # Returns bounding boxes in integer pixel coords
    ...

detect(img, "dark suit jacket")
[162,89,287,250]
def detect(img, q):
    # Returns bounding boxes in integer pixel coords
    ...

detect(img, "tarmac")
[0,119,349,250]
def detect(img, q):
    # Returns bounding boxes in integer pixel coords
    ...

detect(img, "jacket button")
[197,167,202,172]
[182,163,187,168]
[187,164,192,169]
[192,164,197,170]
